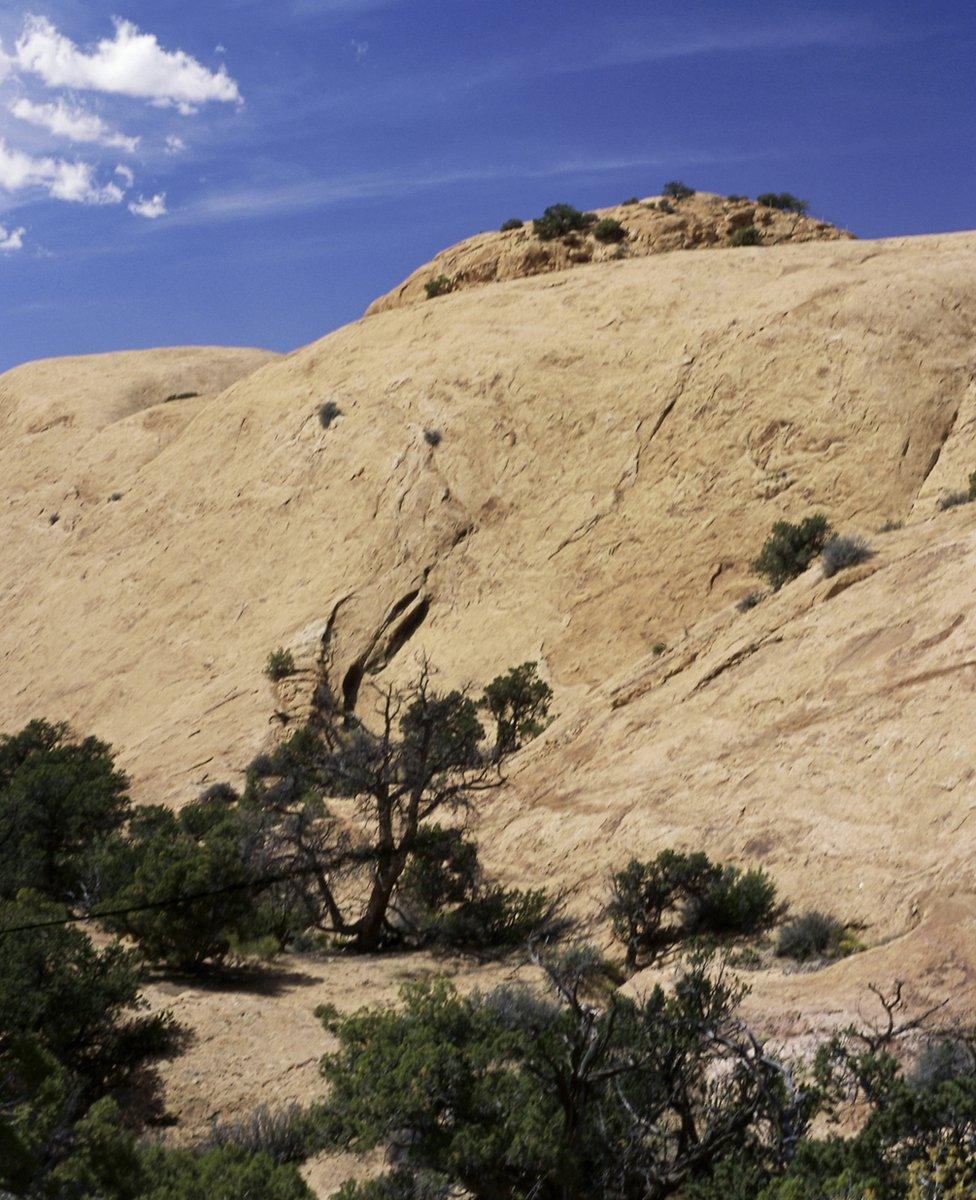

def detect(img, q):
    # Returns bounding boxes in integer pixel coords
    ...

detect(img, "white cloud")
[129,192,167,219]
[10,97,140,153]
[0,138,124,204]
[0,224,26,251]
[14,16,242,109]
[115,164,134,187]
[165,134,186,154]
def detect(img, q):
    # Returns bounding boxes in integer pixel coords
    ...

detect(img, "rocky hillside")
[3,227,976,1180]
[366,190,852,314]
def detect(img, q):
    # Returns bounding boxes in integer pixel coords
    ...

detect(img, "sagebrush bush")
[425,885,566,953]
[938,490,971,510]
[317,401,341,429]
[424,275,454,299]
[727,193,747,203]
[265,648,296,681]
[752,514,832,590]
[621,196,640,205]
[532,204,596,241]
[729,226,762,247]
[662,180,695,200]
[203,1104,326,1164]
[878,518,903,532]
[499,217,523,231]
[820,534,872,578]
[423,427,442,447]
[756,192,808,213]
[592,217,627,244]
[776,910,846,960]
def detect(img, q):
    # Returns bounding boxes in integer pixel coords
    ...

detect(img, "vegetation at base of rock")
[776,910,851,961]
[317,400,341,428]
[499,217,523,231]
[0,719,131,903]
[592,217,627,243]
[752,514,832,591]
[321,955,976,1200]
[265,647,296,680]
[531,204,596,241]
[821,534,873,578]
[201,1102,327,1164]
[423,275,454,299]
[662,180,696,200]
[606,850,777,969]
[729,225,763,247]
[757,192,809,214]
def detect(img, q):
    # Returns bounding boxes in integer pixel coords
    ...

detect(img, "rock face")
[366,191,853,315]
[4,231,976,1141]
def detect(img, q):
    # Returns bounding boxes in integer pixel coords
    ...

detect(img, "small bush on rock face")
[938,490,971,510]
[499,217,523,231]
[727,194,747,203]
[752,514,832,591]
[729,225,762,247]
[621,196,640,205]
[686,865,777,936]
[592,217,627,244]
[424,275,454,299]
[735,591,763,613]
[821,534,872,578]
[662,180,695,200]
[878,518,903,532]
[317,401,341,429]
[776,910,847,960]
[532,204,596,240]
[480,661,552,757]
[265,648,296,681]
[757,192,808,214]
[656,198,675,213]
[423,427,442,447]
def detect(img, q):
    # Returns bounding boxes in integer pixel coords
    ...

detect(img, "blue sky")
[0,0,974,372]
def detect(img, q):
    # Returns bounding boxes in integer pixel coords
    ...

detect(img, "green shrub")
[532,203,596,240]
[499,217,523,231]
[424,884,565,953]
[651,641,667,656]
[480,661,552,757]
[592,217,627,244]
[0,896,169,1093]
[756,192,809,214]
[938,490,971,510]
[423,275,454,299]
[621,196,640,205]
[137,1145,312,1200]
[317,400,341,429]
[727,194,747,203]
[423,427,442,447]
[265,648,296,680]
[97,800,270,972]
[752,514,832,590]
[729,225,763,247]
[687,866,778,936]
[0,719,131,902]
[821,534,873,578]
[656,197,675,213]
[776,910,847,961]
[662,180,696,200]
[878,518,903,532]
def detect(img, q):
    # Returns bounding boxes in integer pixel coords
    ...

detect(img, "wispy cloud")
[10,97,139,153]
[179,150,768,224]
